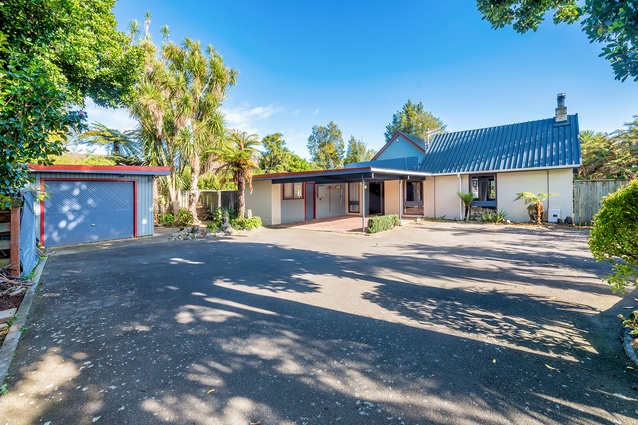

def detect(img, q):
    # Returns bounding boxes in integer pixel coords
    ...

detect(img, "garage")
[29,165,170,247]
[42,180,135,247]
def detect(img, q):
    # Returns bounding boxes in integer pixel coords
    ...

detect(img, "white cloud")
[222,104,279,134]
[83,99,138,131]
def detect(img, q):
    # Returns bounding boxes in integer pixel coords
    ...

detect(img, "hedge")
[367,214,400,233]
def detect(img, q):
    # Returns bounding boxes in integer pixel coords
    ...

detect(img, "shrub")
[206,222,219,232]
[158,213,175,226]
[176,208,194,227]
[590,181,638,340]
[212,206,236,223]
[81,156,117,166]
[480,209,508,223]
[589,180,638,294]
[367,214,400,233]
[231,216,262,230]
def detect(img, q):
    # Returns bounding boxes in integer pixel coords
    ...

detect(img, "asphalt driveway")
[0,221,636,424]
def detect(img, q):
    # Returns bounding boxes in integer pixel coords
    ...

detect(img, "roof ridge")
[436,114,578,137]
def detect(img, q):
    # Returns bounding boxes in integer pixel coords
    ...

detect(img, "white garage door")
[42,180,134,247]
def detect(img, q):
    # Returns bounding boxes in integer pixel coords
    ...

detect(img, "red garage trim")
[29,164,170,175]
[40,178,138,247]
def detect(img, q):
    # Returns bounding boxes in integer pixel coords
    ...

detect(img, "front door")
[304,182,315,220]
[368,182,383,215]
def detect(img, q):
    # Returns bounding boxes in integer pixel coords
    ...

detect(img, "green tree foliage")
[0,0,143,207]
[215,130,260,219]
[129,19,236,220]
[476,0,638,82]
[579,118,638,180]
[77,123,142,158]
[260,133,289,173]
[259,133,316,173]
[344,136,376,165]
[287,154,315,172]
[589,180,638,293]
[307,121,345,169]
[384,100,446,142]
[514,192,558,224]
[457,192,475,221]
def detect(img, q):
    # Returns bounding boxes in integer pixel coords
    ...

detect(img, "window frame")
[283,182,304,200]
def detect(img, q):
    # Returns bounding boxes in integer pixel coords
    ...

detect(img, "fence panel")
[176,190,238,214]
[573,180,629,226]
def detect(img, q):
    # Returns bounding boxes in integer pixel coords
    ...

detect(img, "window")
[283,182,303,200]
[404,181,424,215]
[348,183,360,213]
[471,176,496,201]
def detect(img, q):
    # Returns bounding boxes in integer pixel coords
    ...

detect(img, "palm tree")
[127,19,140,42]
[514,192,557,224]
[77,123,142,158]
[129,32,236,219]
[160,25,171,45]
[457,192,474,221]
[215,130,260,219]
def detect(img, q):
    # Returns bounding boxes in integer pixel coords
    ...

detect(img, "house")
[28,164,170,247]
[246,94,581,226]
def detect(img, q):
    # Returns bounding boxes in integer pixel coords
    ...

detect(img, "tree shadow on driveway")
[0,227,636,424]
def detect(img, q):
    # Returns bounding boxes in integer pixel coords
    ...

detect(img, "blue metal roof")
[420,114,581,174]
[398,131,426,150]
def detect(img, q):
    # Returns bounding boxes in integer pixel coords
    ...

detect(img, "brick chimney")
[555,93,567,122]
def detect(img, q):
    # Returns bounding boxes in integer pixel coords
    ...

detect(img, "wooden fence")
[177,190,238,213]
[573,180,629,226]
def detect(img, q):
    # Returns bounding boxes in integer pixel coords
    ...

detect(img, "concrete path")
[0,222,637,424]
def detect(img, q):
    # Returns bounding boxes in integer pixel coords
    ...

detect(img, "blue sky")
[88,1,638,159]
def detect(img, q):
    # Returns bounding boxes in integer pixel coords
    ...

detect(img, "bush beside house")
[367,214,400,233]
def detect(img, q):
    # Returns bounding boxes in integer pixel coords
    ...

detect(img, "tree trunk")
[237,170,246,219]
[168,173,180,216]
[188,155,201,222]
[535,202,543,225]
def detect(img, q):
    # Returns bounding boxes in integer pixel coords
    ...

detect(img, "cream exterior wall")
[497,168,574,222]
[246,180,281,226]
[431,175,464,220]
[424,177,435,217]
[384,180,401,216]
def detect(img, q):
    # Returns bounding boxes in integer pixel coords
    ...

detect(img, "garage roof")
[29,164,171,175]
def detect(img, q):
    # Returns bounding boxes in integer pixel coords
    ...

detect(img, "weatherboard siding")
[376,135,426,162]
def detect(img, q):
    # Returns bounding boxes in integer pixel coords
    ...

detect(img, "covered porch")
[247,167,432,230]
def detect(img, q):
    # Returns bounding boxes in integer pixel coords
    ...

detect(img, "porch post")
[361,175,365,232]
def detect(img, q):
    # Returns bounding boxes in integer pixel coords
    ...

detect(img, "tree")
[476,0,638,82]
[307,121,345,169]
[579,119,638,180]
[589,180,638,294]
[77,123,142,158]
[215,130,260,219]
[457,192,475,221]
[344,136,376,165]
[384,100,446,142]
[514,192,558,224]
[0,0,143,208]
[129,22,236,220]
[259,133,317,173]
[260,133,291,173]
[287,154,315,172]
